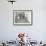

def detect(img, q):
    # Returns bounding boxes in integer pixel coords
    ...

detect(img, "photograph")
[0,0,46,46]
[13,10,32,25]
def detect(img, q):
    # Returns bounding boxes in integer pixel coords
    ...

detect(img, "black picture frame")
[13,10,33,26]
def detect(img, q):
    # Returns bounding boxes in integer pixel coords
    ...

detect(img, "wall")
[0,0,46,42]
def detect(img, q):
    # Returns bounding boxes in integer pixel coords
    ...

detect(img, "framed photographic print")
[13,10,32,25]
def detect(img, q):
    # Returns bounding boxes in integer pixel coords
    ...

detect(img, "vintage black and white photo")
[13,10,32,25]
